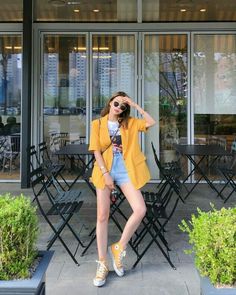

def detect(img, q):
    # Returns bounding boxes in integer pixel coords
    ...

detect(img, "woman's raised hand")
[122,96,136,108]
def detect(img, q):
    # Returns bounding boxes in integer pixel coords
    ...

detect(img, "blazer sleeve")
[89,119,101,151]
[135,118,147,132]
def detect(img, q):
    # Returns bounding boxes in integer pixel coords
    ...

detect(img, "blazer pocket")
[134,153,146,165]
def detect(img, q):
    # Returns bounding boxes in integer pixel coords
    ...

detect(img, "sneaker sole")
[93,279,106,287]
[108,246,124,277]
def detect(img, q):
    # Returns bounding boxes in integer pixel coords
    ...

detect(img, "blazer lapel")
[120,124,128,157]
[100,115,111,146]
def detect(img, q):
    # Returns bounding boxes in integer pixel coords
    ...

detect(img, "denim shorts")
[110,152,130,186]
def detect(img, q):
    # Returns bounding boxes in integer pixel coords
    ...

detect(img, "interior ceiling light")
[180,9,187,12]
[93,9,100,13]
[49,0,66,7]
[68,1,80,4]
[200,8,206,12]
[74,9,80,12]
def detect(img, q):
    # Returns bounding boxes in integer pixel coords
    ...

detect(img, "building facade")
[0,0,235,187]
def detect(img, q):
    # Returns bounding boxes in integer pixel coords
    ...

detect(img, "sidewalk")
[3,182,234,295]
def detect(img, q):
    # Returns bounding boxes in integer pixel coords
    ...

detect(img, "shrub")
[179,205,236,287]
[0,193,39,280]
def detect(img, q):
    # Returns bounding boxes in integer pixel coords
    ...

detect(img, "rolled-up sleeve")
[136,118,147,132]
[89,119,101,151]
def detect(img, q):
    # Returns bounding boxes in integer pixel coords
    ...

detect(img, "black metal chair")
[151,142,184,203]
[131,185,178,269]
[217,151,236,203]
[2,134,21,174]
[30,166,85,265]
[38,141,69,190]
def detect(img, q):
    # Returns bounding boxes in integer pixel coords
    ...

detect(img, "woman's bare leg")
[96,186,111,260]
[118,183,146,249]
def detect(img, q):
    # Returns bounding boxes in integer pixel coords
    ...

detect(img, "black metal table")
[55,143,94,189]
[174,144,231,200]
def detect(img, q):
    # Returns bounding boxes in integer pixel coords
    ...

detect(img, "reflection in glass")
[194,34,236,179]
[0,0,23,22]
[0,35,22,180]
[144,34,188,179]
[43,35,87,147]
[92,35,135,119]
[143,0,236,22]
[35,0,137,22]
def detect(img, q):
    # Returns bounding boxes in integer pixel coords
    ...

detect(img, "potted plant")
[179,205,236,295]
[0,193,53,295]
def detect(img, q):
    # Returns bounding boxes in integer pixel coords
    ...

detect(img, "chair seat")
[47,200,83,215]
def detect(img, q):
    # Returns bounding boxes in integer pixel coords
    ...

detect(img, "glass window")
[0,35,22,180]
[35,0,137,22]
[143,0,236,22]
[92,34,136,119]
[43,34,87,148]
[193,34,236,150]
[144,34,188,178]
[0,1,23,22]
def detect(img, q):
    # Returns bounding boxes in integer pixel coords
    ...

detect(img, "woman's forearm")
[94,151,109,175]
[134,103,156,127]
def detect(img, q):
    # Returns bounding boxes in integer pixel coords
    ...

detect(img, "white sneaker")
[93,260,109,287]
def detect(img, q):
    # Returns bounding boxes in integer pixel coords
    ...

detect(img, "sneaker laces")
[95,260,108,279]
[117,250,126,269]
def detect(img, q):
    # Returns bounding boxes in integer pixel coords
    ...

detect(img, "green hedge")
[179,206,236,286]
[0,193,39,280]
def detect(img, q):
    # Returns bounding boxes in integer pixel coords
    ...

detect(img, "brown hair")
[100,91,130,128]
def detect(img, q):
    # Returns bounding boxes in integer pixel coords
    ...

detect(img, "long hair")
[100,91,130,128]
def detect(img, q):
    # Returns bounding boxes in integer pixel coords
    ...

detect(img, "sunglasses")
[113,101,127,111]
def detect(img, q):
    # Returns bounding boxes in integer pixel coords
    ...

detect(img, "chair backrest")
[30,167,47,203]
[27,145,40,170]
[38,141,52,164]
[10,135,20,153]
[209,135,227,150]
[49,132,68,152]
[151,141,163,172]
[2,135,20,155]
[30,166,57,204]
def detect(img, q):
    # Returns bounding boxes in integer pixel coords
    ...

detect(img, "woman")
[89,91,156,287]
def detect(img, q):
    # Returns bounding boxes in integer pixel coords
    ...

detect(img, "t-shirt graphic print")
[108,120,122,153]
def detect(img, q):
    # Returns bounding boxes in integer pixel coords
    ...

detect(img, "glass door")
[0,34,22,180]
[42,34,88,143]
[91,34,137,119]
[193,33,236,180]
[143,34,188,178]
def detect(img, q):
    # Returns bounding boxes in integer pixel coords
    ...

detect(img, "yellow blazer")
[89,114,151,189]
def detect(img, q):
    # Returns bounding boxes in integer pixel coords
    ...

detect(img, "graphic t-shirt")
[108,120,122,153]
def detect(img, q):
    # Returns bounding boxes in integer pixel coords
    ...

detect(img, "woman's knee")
[97,211,109,223]
[134,205,146,220]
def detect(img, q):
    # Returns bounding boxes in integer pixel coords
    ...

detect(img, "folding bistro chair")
[28,144,39,170]
[217,143,236,203]
[2,134,21,174]
[28,144,67,198]
[30,167,85,265]
[131,185,179,269]
[38,141,69,190]
[151,142,184,203]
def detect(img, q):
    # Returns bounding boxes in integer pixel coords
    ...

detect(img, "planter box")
[0,250,54,295]
[200,275,236,295]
